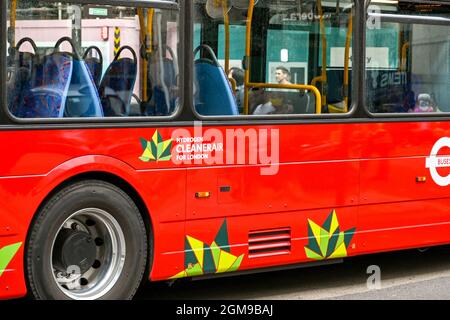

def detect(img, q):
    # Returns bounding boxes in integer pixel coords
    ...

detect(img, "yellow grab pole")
[343,10,353,112]
[229,77,236,94]
[317,0,327,107]
[148,8,154,54]
[243,0,321,114]
[398,29,403,71]
[223,0,230,74]
[11,0,17,47]
[311,76,322,88]
[401,42,409,72]
[138,9,149,101]
[138,8,145,42]
[138,9,154,102]
[243,0,255,115]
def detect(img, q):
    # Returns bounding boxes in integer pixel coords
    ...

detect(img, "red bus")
[2,0,450,299]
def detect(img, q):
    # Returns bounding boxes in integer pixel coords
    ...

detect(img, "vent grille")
[248,227,291,258]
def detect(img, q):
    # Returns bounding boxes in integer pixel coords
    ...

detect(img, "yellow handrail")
[222,0,230,74]
[311,76,324,88]
[138,8,145,41]
[400,42,409,71]
[398,29,403,70]
[11,0,17,47]
[243,0,322,115]
[148,9,154,54]
[343,10,353,112]
[317,0,327,107]
[248,82,322,114]
[137,9,148,101]
[243,0,255,115]
[228,76,237,94]
[137,9,154,102]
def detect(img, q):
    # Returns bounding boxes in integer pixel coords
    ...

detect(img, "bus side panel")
[183,123,361,221]
[179,124,360,277]
[0,205,27,299]
[186,162,359,219]
[0,241,26,299]
[149,221,187,281]
[178,206,358,279]
[358,122,450,254]
[0,176,48,299]
[136,171,187,281]
[0,145,190,293]
[356,199,450,254]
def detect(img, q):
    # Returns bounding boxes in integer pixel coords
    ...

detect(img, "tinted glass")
[6,1,180,118]
[193,0,354,116]
[366,1,450,114]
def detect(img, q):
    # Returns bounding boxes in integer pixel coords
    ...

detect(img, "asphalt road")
[135,245,450,300]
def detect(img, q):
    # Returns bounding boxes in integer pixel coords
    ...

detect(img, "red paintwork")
[1,121,450,298]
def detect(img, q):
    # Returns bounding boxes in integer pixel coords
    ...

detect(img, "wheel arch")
[25,168,155,294]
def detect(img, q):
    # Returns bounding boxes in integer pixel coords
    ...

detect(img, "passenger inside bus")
[275,67,292,85]
[193,0,355,116]
[228,67,244,111]
[250,88,295,115]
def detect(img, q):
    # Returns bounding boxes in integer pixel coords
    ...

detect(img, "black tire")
[26,180,148,300]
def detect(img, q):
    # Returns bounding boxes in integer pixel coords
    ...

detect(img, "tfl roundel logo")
[426,137,450,186]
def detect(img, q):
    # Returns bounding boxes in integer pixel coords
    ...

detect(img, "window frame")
[2,0,186,124]
[363,1,450,118]
[5,0,450,126]
[188,0,362,121]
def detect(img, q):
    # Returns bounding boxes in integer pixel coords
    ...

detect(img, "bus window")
[193,0,354,116]
[6,0,180,119]
[366,1,450,114]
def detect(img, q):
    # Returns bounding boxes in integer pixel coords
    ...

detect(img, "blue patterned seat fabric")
[83,46,103,89]
[84,58,102,89]
[157,57,177,116]
[99,46,137,117]
[11,37,105,118]
[64,57,104,117]
[18,52,73,118]
[8,51,36,117]
[7,38,39,117]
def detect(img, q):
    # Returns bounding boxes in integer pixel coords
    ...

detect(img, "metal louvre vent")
[248,227,291,258]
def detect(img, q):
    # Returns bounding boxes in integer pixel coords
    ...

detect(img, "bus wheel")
[26,180,148,300]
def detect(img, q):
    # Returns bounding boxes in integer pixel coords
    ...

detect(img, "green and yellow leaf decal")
[139,130,172,162]
[0,242,22,277]
[170,220,244,279]
[304,210,355,260]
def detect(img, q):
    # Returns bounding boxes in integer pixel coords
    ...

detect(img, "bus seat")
[155,58,177,115]
[7,38,38,117]
[326,70,349,104]
[194,61,238,116]
[53,37,103,118]
[83,46,103,89]
[160,45,177,88]
[193,45,238,116]
[19,52,73,118]
[146,46,178,116]
[99,46,137,116]
[64,56,104,117]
